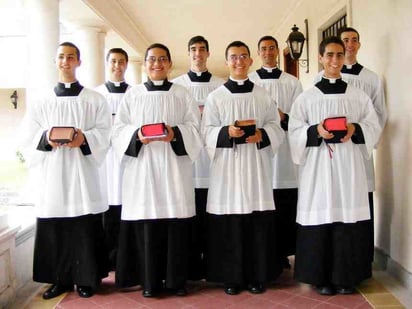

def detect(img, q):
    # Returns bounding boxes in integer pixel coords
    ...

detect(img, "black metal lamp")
[286,19,309,73]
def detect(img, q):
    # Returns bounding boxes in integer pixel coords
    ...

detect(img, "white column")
[127,57,144,85]
[73,26,106,88]
[24,0,59,97]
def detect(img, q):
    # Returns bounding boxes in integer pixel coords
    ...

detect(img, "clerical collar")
[187,70,212,82]
[315,77,347,94]
[341,62,363,75]
[144,79,172,91]
[224,78,254,93]
[256,67,282,79]
[54,81,83,96]
[105,81,129,93]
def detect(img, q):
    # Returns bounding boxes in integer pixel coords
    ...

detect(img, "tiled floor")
[14,265,408,309]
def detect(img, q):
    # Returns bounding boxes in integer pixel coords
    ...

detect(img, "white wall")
[352,0,412,275]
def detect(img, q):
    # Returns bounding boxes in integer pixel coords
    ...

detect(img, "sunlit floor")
[10,262,411,309]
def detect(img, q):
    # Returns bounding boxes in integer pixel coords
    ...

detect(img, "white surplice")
[289,82,381,226]
[19,87,111,218]
[111,83,202,220]
[314,65,387,191]
[249,68,302,189]
[172,72,225,188]
[95,82,131,206]
[202,81,285,215]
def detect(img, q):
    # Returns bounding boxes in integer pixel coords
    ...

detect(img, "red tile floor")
[51,267,374,309]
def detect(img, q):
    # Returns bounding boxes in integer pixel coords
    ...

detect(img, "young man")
[95,48,130,270]
[289,37,381,295]
[315,28,388,262]
[249,35,303,268]
[20,42,111,299]
[172,36,224,279]
[112,43,202,297]
[202,41,284,295]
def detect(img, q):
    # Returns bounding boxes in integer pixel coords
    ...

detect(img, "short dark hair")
[106,48,129,62]
[188,35,209,52]
[319,36,345,56]
[225,41,250,59]
[338,27,360,41]
[59,42,80,60]
[144,43,172,62]
[257,35,278,49]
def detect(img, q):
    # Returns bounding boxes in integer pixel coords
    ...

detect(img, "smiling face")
[340,30,361,64]
[189,42,209,72]
[257,39,279,67]
[225,46,253,80]
[55,45,81,82]
[144,47,172,81]
[107,52,128,82]
[319,43,345,79]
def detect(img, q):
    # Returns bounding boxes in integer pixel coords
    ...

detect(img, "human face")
[144,47,171,81]
[258,40,278,67]
[55,45,81,82]
[319,43,345,79]
[225,46,253,80]
[340,31,361,62]
[107,52,128,82]
[189,42,209,71]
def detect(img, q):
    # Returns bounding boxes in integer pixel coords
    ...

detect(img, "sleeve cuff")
[351,123,365,144]
[306,124,323,147]
[125,129,143,157]
[170,126,188,156]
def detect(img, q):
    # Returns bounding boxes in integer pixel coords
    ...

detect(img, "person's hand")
[137,125,175,143]
[246,129,262,144]
[278,108,286,122]
[228,125,245,138]
[137,128,150,144]
[341,123,355,143]
[317,122,334,140]
[65,128,85,148]
[48,128,85,148]
[158,125,175,143]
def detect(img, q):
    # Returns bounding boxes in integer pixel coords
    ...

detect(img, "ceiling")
[1,0,300,78]
[75,0,300,77]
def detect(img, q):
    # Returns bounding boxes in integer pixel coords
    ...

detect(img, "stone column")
[73,26,106,88]
[127,57,144,85]
[24,0,59,98]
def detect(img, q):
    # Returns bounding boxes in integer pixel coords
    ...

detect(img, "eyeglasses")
[145,56,169,64]
[228,54,249,62]
[259,46,277,52]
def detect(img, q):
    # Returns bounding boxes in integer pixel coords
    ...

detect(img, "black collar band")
[144,79,173,91]
[54,81,83,96]
[224,79,254,93]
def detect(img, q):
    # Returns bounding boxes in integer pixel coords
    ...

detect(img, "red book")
[140,123,168,139]
[323,116,347,143]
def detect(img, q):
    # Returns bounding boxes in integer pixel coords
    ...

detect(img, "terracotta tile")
[259,289,296,303]
[280,295,324,308]
[55,298,101,309]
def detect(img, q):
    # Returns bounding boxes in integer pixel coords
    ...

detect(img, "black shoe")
[175,287,188,296]
[42,284,73,300]
[77,286,94,298]
[224,285,240,295]
[142,289,156,297]
[315,285,335,295]
[336,286,355,294]
[247,283,265,294]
